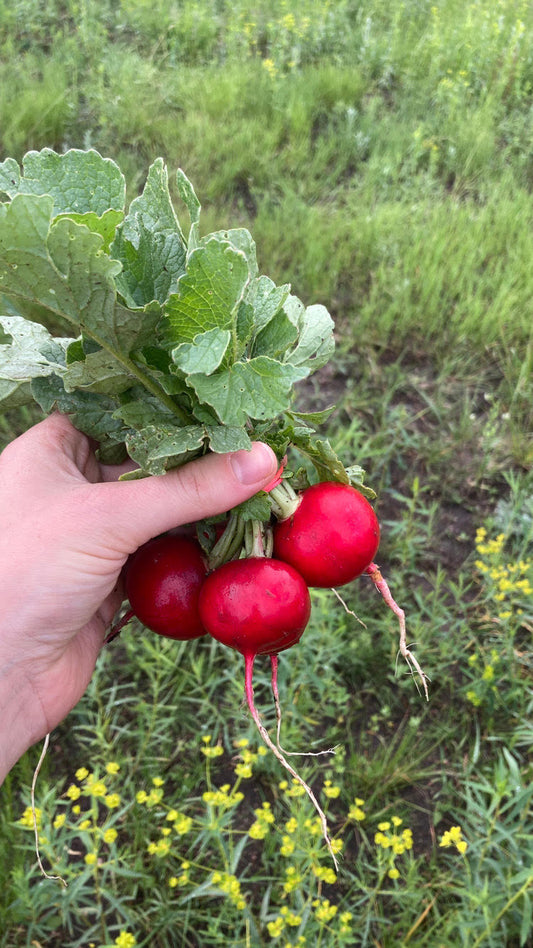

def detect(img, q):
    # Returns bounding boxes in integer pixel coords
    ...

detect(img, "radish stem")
[103,608,134,645]
[244,653,339,870]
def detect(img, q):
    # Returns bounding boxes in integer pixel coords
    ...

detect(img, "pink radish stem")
[103,608,135,646]
[244,653,339,870]
[365,563,429,700]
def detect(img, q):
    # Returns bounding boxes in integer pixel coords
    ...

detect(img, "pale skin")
[0,413,278,784]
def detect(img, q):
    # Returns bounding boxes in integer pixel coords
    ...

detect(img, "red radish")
[199,556,339,869]
[125,534,207,640]
[198,557,310,656]
[272,481,380,587]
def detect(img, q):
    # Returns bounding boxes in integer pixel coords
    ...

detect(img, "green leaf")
[112,393,177,430]
[245,275,290,333]
[286,302,335,371]
[177,168,201,251]
[253,308,299,359]
[0,148,126,215]
[0,315,70,408]
[187,357,308,427]
[171,328,231,376]
[204,425,251,453]
[63,349,136,395]
[206,228,259,280]
[291,427,350,483]
[162,236,250,347]
[288,406,337,425]
[0,194,160,353]
[126,424,206,473]
[234,492,272,522]
[31,373,126,442]
[56,209,124,252]
[111,158,187,307]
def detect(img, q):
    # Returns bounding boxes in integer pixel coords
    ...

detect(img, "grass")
[1,0,533,945]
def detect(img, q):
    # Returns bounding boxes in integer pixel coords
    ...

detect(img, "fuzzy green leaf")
[31,373,126,442]
[111,158,187,307]
[171,328,231,376]
[162,236,250,347]
[0,315,69,408]
[187,357,308,427]
[0,148,126,215]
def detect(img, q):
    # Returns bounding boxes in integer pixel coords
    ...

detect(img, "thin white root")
[331,587,367,627]
[366,564,430,701]
[270,656,336,758]
[254,714,340,873]
[273,688,338,759]
[31,733,68,888]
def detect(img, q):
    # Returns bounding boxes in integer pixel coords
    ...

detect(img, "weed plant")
[1,1,533,946]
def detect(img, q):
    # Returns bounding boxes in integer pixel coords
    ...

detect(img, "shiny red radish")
[125,534,207,640]
[273,481,380,587]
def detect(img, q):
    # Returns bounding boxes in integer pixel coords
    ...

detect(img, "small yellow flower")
[235,763,253,778]
[262,58,277,79]
[53,813,66,829]
[105,793,121,809]
[19,806,40,828]
[202,743,224,758]
[267,916,285,937]
[323,779,341,799]
[174,815,193,835]
[89,781,108,798]
[84,852,98,866]
[313,897,338,923]
[75,767,89,781]
[280,906,302,926]
[312,865,337,884]
[249,820,268,839]
[439,824,468,853]
[147,838,171,857]
[152,777,164,787]
[283,866,302,893]
[66,784,81,801]
[280,835,295,856]
[388,867,400,879]
[106,762,120,775]
[79,819,92,831]
[115,933,136,948]
[103,828,118,844]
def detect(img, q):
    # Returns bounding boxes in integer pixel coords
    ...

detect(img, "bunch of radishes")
[112,476,426,867]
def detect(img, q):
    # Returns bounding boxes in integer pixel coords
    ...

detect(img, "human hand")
[0,413,277,781]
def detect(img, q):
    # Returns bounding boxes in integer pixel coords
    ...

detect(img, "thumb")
[94,442,278,552]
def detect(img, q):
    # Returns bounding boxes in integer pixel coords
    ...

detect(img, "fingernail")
[230,443,277,485]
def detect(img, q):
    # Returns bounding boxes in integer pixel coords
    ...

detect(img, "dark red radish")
[273,481,380,587]
[199,556,339,868]
[125,534,207,640]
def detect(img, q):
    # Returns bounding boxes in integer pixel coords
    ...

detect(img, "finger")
[99,458,140,482]
[91,442,278,553]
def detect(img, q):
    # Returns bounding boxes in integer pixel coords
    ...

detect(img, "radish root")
[365,563,430,700]
[31,733,68,887]
[270,656,337,759]
[244,654,339,871]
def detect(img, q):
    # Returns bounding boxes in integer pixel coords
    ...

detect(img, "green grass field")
[1,1,532,946]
